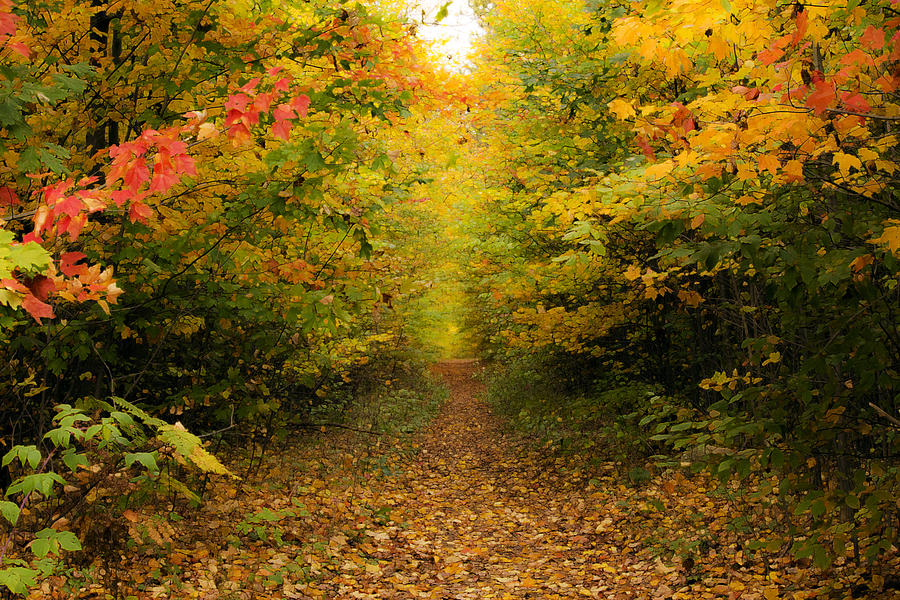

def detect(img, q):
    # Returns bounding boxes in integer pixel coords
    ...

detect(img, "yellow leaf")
[762,352,781,366]
[644,160,674,180]
[849,254,874,272]
[782,159,804,182]
[764,588,781,600]
[608,98,636,120]
[875,159,897,174]
[833,152,862,176]
[858,148,879,163]
[870,223,900,255]
[623,265,642,281]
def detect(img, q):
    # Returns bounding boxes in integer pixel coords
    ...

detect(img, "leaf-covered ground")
[37,361,899,599]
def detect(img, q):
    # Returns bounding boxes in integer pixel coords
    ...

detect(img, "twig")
[198,405,236,438]
[869,402,900,428]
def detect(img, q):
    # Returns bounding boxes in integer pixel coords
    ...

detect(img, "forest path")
[319,359,648,599]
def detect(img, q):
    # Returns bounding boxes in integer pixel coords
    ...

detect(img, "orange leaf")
[806,80,835,115]
[861,26,885,50]
[757,154,780,175]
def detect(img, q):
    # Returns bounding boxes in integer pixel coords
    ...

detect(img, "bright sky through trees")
[413,0,482,68]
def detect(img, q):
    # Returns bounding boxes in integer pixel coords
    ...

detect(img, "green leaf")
[2,445,42,470]
[18,147,40,173]
[0,566,38,594]
[125,452,159,473]
[61,449,89,472]
[0,500,20,525]
[435,2,451,22]
[6,472,65,498]
[30,537,51,559]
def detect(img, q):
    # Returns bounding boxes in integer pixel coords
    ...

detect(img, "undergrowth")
[482,353,667,475]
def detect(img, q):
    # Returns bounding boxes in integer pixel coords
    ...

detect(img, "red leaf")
[225,93,250,112]
[273,77,292,92]
[25,275,54,301]
[123,158,150,191]
[861,26,885,50]
[290,94,311,118]
[636,134,656,161]
[174,154,196,177]
[273,103,295,122]
[0,186,19,206]
[272,120,292,140]
[22,293,54,323]
[128,201,154,223]
[0,9,19,38]
[253,92,274,114]
[111,190,131,207]
[63,214,86,241]
[227,122,252,144]
[840,49,876,69]
[841,92,871,113]
[60,252,87,277]
[239,78,260,93]
[9,41,29,58]
[1,278,28,293]
[54,194,82,218]
[758,46,784,66]
[149,155,179,193]
[806,80,835,115]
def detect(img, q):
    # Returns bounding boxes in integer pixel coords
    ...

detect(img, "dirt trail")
[332,359,640,599]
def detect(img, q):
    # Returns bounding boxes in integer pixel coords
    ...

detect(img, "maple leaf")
[861,25,885,50]
[149,158,180,193]
[623,265,642,281]
[644,160,674,180]
[757,154,780,175]
[24,275,54,301]
[60,252,87,277]
[174,153,197,177]
[849,254,874,272]
[128,201,154,223]
[833,152,862,176]
[123,158,151,191]
[54,194,82,218]
[22,292,54,323]
[758,45,784,66]
[806,80,835,114]
[791,9,809,46]
[782,159,805,182]
[290,94,311,118]
[62,214,87,241]
[273,119,293,140]
[840,92,871,114]
[608,98,636,120]
[870,222,900,255]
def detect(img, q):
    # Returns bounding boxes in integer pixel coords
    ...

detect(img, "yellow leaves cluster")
[870,220,900,256]
[700,369,763,392]
[507,301,632,355]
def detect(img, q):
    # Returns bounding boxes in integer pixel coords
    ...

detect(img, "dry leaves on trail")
[37,360,900,600]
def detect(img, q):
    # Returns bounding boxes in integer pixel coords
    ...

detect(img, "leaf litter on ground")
[34,360,900,599]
